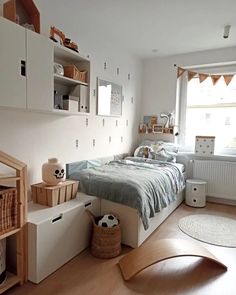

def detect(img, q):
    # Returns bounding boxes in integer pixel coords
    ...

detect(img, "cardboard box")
[63,99,79,112]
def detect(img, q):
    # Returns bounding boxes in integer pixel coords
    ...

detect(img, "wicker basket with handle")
[86,210,121,259]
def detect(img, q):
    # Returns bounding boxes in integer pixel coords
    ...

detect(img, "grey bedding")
[69,157,185,230]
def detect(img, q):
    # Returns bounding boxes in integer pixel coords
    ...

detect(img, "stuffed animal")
[98,214,119,228]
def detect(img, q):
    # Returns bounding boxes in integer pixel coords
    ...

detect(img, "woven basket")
[0,186,17,234]
[87,210,121,259]
[64,65,87,83]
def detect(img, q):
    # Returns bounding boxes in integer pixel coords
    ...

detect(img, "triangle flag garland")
[199,73,208,83]
[176,65,235,86]
[177,67,186,78]
[188,71,197,81]
[211,75,221,85]
[223,74,234,86]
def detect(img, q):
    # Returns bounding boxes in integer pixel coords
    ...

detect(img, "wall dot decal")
[131,97,134,104]
[128,73,131,80]
[104,62,107,70]
[93,139,96,147]
[116,120,118,127]
[93,89,96,97]
[126,120,128,127]
[102,118,105,126]
[87,54,90,59]
[86,118,89,127]
[117,67,120,75]
[121,136,123,143]
[109,136,111,143]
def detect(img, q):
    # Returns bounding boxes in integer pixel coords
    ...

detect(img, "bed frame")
[100,191,184,248]
[67,155,186,248]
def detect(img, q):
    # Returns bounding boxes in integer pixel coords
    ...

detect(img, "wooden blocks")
[31,180,79,207]
[118,238,227,281]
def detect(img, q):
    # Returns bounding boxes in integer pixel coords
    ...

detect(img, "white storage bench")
[28,194,100,284]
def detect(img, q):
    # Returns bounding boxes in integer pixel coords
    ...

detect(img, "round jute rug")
[178,214,236,247]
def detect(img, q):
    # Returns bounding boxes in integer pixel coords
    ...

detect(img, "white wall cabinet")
[0,16,90,115]
[26,30,54,111]
[0,17,26,109]
[28,195,100,284]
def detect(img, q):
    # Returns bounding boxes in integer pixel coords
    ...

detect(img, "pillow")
[134,146,154,158]
[139,140,179,154]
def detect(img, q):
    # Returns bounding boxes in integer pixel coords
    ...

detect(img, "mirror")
[97,78,122,117]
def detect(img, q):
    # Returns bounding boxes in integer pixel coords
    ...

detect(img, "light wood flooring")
[6,202,236,295]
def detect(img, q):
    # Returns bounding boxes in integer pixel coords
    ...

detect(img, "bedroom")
[0,0,236,294]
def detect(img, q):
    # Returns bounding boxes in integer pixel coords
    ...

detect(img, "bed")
[67,148,186,248]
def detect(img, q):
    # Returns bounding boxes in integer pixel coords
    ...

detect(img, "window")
[178,66,236,155]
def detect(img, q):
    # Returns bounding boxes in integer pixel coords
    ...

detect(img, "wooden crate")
[31,180,79,207]
[0,186,17,234]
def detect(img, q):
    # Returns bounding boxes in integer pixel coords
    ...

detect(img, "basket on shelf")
[0,186,17,234]
[86,210,121,259]
[63,65,87,83]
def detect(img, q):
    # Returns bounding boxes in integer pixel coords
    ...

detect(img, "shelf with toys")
[138,114,175,135]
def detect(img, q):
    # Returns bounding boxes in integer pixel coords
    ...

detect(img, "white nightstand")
[185,179,207,207]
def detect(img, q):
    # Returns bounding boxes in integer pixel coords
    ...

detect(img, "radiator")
[193,160,236,200]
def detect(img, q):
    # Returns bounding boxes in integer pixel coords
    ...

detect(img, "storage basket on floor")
[86,210,121,259]
[0,186,17,234]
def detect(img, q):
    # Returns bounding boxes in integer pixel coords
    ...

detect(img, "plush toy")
[98,214,119,228]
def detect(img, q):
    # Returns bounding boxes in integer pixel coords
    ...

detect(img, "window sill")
[178,152,236,162]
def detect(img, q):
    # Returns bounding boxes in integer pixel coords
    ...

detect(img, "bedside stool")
[185,179,207,207]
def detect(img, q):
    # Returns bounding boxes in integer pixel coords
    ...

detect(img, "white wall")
[142,47,236,123]
[0,2,142,185]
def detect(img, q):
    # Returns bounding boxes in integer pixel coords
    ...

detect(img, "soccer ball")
[98,214,119,228]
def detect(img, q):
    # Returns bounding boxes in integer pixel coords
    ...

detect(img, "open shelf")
[53,42,89,63]
[52,108,90,116]
[0,228,20,240]
[0,176,20,182]
[0,272,21,294]
[54,74,88,87]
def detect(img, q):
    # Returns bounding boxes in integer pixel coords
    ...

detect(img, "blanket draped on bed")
[70,158,185,230]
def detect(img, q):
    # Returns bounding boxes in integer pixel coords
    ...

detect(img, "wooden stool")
[118,238,227,280]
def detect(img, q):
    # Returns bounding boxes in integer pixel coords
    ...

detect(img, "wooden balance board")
[118,238,227,281]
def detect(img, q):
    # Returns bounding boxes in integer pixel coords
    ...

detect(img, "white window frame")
[177,63,236,156]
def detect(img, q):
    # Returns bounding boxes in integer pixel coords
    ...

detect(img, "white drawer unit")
[185,179,207,208]
[28,194,100,284]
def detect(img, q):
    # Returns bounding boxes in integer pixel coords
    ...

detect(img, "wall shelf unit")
[53,43,90,115]
[0,151,27,293]
[0,16,90,116]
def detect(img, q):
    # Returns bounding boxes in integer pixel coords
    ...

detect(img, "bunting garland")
[176,66,235,86]
[223,74,234,86]
[199,73,208,83]
[187,71,197,82]
[177,67,186,78]
[211,75,221,85]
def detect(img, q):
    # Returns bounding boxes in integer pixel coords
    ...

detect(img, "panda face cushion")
[98,214,119,227]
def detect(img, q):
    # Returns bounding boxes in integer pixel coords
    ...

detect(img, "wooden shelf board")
[0,272,21,294]
[0,228,20,240]
[54,74,88,87]
[52,108,90,116]
[0,175,20,181]
[54,42,89,63]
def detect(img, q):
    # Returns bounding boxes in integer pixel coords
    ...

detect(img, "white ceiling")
[36,0,236,59]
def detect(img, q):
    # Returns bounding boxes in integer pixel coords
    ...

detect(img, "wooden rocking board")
[118,238,227,281]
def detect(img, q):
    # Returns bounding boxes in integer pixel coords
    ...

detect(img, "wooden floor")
[6,202,236,295]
